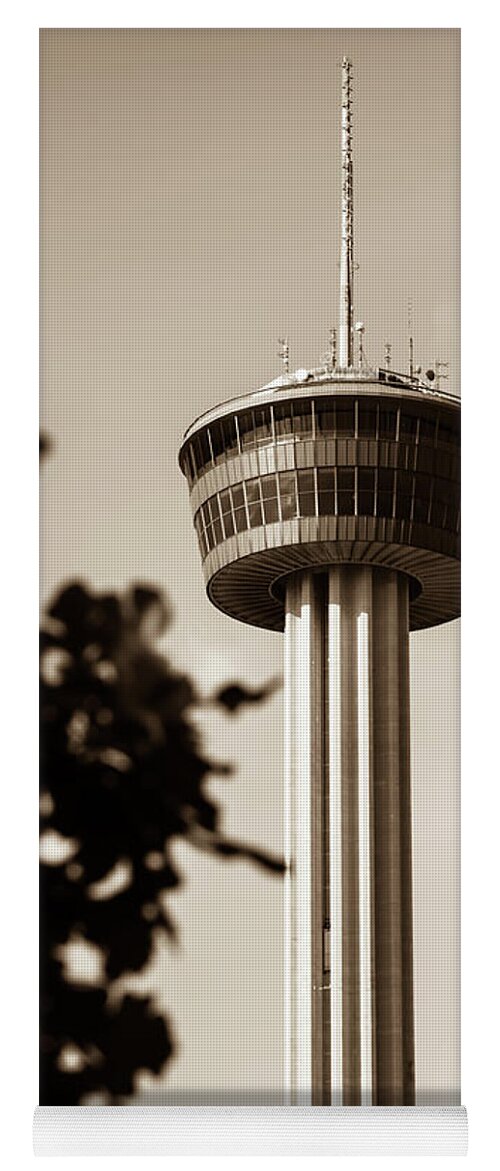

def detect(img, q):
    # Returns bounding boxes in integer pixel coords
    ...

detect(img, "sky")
[40,27,460,1104]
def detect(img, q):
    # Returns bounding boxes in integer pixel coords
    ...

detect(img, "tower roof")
[179,373,458,451]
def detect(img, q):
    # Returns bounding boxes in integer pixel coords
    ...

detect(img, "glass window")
[293,400,313,440]
[336,402,355,437]
[263,496,279,523]
[192,430,212,474]
[213,517,223,544]
[231,484,247,532]
[357,467,375,515]
[398,469,413,496]
[231,484,245,511]
[377,467,394,517]
[413,473,431,522]
[245,479,260,504]
[297,469,315,492]
[206,497,218,523]
[210,418,238,463]
[201,501,211,529]
[245,478,263,528]
[219,489,231,515]
[190,446,199,483]
[297,468,316,516]
[395,469,413,519]
[398,491,412,519]
[181,453,191,485]
[431,477,457,528]
[191,444,200,481]
[203,429,213,468]
[317,467,334,514]
[433,477,456,505]
[434,449,453,478]
[438,416,460,447]
[379,406,397,440]
[316,401,335,435]
[279,470,298,520]
[261,473,279,522]
[413,499,429,523]
[337,467,355,514]
[358,404,377,437]
[430,498,446,528]
[400,412,418,442]
[190,437,200,474]
[234,505,247,533]
[222,509,235,539]
[419,416,436,445]
[274,403,294,441]
[253,406,272,446]
[260,473,278,499]
[247,502,262,529]
[416,444,435,474]
[446,504,460,532]
[238,411,255,450]
[219,489,234,540]
[222,416,239,458]
[182,448,195,485]
[209,422,224,463]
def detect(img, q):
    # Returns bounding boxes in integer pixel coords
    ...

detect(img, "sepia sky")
[40,27,460,1104]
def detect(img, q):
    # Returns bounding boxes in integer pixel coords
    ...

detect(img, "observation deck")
[179,368,460,633]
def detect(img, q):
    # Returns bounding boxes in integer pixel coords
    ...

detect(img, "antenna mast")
[339,56,354,369]
[408,297,414,378]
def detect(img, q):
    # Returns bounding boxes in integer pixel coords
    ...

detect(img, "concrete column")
[284,565,415,1106]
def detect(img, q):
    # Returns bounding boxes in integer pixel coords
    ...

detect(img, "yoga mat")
[39,26,463,1155]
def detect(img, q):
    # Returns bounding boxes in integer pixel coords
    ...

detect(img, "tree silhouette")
[40,580,283,1104]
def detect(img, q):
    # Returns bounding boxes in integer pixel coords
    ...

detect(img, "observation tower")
[178,58,460,1107]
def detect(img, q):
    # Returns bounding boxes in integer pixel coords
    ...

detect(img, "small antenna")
[339,57,354,370]
[278,336,290,376]
[319,326,337,374]
[354,321,365,370]
[329,326,337,371]
[435,359,449,393]
[384,341,392,369]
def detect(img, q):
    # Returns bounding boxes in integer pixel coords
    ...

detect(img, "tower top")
[178,56,460,637]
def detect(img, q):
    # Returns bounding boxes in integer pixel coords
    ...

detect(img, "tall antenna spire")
[407,297,414,378]
[339,56,354,369]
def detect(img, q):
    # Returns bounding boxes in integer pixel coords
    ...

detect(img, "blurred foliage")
[40,581,283,1104]
[215,678,281,715]
[39,432,52,459]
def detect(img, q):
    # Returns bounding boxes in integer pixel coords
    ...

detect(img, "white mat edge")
[33,1105,468,1156]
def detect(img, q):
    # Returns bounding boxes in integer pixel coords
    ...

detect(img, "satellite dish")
[295,369,309,382]
[426,369,436,381]
[354,321,365,332]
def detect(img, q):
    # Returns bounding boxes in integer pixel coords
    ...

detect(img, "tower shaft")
[284,566,415,1106]
[339,57,354,369]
